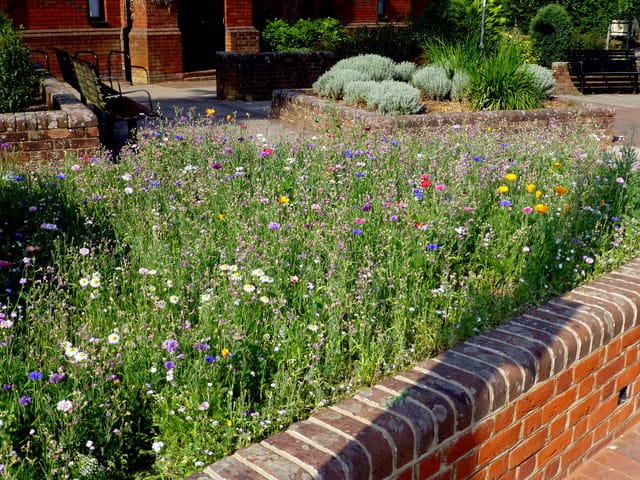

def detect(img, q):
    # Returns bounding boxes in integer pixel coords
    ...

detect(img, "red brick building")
[0,0,429,83]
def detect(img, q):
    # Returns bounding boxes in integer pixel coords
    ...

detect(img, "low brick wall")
[551,62,581,95]
[192,258,640,480]
[272,89,616,136]
[215,52,336,101]
[0,75,100,163]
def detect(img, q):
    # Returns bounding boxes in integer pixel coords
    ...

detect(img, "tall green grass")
[1,114,639,478]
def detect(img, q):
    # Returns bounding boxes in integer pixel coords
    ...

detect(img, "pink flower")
[354,217,366,224]
[435,184,446,192]
[522,206,534,214]
[0,260,9,268]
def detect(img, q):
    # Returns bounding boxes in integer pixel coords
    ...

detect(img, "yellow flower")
[497,185,509,194]
[534,203,549,214]
[277,195,290,204]
[563,204,571,214]
[218,213,225,221]
[535,190,542,198]
[553,161,562,168]
[226,419,232,427]
[554,186,568,195]
[526,183,536,194]
[205,108,216,116]
[221,348,230,358]
[504,173,517,181]
[226,114,232,122]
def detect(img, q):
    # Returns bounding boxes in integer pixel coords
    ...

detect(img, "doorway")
[177,0,224,72]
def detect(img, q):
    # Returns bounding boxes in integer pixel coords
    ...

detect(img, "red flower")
[420,174,431,189]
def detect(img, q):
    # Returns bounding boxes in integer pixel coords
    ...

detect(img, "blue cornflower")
[413,189,423,200]
[149,180,160,188]
[472,156,483,162]
[28,370,42,381]
[426,243,439,251]
[352,228,363,235]
[499,199,512,208]
[205,355,216,363]
[19,396,31,406]
[355,172,365,178]
[164,361,175,370]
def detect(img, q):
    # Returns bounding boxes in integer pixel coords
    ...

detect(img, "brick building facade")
[0,0,429,83]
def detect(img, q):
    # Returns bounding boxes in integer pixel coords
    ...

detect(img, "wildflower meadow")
[1,113,640,479]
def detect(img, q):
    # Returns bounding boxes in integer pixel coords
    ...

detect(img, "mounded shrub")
[523,64,555,97]
[331,54,396,81]
[411,66,452,100]
[0,18,43,113]
[312,68,369,99]
[394,61,417,82]
[450,70,471,102]
[261,17,349,52]
[370,80,423,115]
[342,80,383,108]
[529,4,573,67]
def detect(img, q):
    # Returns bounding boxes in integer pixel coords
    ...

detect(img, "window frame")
[87,0,105,22]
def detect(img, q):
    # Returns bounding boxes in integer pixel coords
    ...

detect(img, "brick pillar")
[224,0,259,53]
[128,0,183,83]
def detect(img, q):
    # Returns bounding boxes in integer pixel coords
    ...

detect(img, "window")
[87,0,105,21]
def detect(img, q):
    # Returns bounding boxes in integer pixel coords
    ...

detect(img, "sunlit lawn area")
[1,114,639,478]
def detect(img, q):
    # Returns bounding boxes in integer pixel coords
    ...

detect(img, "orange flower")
[205,108,216,116]
[554,186,568,195]
[534,204,549,214]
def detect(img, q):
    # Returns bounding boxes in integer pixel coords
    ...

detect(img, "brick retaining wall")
[191,258,640,480]
[0,75,99,163]
[215,52,336,101]
[272,89,615,136]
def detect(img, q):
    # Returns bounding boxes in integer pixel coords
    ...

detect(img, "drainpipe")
[378,0,385,20]
[122,0,133,82]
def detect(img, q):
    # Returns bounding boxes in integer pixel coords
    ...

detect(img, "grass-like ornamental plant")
[331,53,396,81]
[370,80,423,115]
[1,112,640,478]
[469,43,545,111]
[411,65,452,100]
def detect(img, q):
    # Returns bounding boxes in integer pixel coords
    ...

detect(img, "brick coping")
[190,256,640,479]
[271,88,616,136]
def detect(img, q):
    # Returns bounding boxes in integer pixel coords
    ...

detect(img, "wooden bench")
[70,56,158,145]
[567,49,639,94]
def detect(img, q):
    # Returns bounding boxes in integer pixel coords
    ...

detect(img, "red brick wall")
[0,75,100,163]
[225,0,252,27]
[193,255,640,480]
[0,0,123,29]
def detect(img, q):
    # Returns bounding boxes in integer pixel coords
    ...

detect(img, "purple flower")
[164,361,175,370]
[426,243,439,251]
[19,396,31,406]
[351,228,363,235]
[28,370,42,381]
[268,222,281,230]
[472,156,483,162]
[413,189,423,200]
[49,372,66,384]
[56,173,65,180]
[390,215,399,222]
[194,343,210,351]
[162,339,179,354]
[499,199,512,208]
[211,162,222,169]
[205,355,216,363]
[355,173,365,178]
[361,202,371,212]
[149,180,161,188]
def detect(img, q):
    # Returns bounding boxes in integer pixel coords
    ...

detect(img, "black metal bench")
[69,56,158,145]
[567,49,639,94]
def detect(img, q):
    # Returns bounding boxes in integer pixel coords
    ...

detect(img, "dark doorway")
[177,0,224,72]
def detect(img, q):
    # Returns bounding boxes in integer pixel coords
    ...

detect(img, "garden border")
[0,75,100,163]
[271,88,616,136]
[191,258,640,480]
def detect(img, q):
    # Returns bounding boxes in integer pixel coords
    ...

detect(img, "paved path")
[565,422,640,479]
